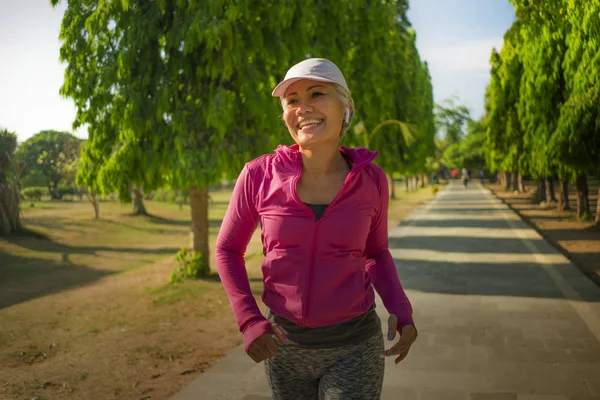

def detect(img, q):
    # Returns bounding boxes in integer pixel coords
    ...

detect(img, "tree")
[15,130,81,199]
[484,22,527,193]
[512,0,570,203]
[445,119,486,170]
[486,0,598,221]
[74,141,100,219]
[0,128,23,235]
[434,98,471,145]
[557,0,600,223]
[53,0,435,269]
[53,0,308,267]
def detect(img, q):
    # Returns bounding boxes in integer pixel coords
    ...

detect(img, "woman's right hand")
[248,323,289,363]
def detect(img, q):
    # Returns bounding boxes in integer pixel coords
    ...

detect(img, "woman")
[215,58,417,400]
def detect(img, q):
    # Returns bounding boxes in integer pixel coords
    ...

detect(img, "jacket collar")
[274,144,378,171]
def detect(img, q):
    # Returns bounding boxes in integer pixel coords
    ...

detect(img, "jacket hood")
[274,144,378,171]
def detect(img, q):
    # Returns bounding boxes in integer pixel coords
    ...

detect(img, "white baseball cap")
[272,58,349,98]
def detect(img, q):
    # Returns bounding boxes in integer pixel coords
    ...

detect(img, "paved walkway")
[171,182,600,400]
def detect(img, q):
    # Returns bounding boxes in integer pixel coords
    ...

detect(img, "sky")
[0,0,515,143]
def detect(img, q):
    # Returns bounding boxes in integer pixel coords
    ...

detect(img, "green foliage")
[15,130,82,198]
[52,0,436,262]
[152,189,188,205]
[170,247,210,283]
[484,22,526,176]
[22,187,46,206]
[435,98,471,145]
[20,169,47,188]
[555,0,600,178]
[485,0,599,222]
[56,185,81,201]
[433,101,486,171]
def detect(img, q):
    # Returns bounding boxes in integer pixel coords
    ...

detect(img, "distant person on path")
[479,169,485,184]
[461,167,470,189]
[216,58,417,400]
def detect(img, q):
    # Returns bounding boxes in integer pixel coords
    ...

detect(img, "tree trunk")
[178,190,184,210]
[538,179,547,203]
[511,172,519,192]
[595,186,600,226]
[557,180,570,211]
[189,185,210,268]
[420,174,426,188]
[388,174,396,199]
[584,177,590,213]
[404,176,409,192]
[85,190,100,219]
[132,186,147,215]
[545,178,557,203]
[504,172,511,191]
[48,183,58,200]
[0,160,23,236]
[576,174,590,220]
[518,174,525,192]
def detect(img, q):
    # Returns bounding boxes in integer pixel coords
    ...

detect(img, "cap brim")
[272,75,337,97]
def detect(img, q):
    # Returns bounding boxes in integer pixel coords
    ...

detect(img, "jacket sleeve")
[215,164,271,353]
[364,167,415,331]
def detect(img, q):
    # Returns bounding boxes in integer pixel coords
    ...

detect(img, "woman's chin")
[295,128,338,146]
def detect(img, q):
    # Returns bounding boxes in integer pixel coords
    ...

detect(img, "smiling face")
[282,79,346,148]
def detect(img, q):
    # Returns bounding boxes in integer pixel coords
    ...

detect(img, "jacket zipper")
[304,221,320,326]
[291,153,357,326]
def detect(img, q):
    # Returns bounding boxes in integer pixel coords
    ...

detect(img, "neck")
[298,142,346,176]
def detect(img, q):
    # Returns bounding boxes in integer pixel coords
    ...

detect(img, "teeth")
[299,119,323,128]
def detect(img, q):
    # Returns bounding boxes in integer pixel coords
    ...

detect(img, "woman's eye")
[312,92,324,98]
[286,99,298,106]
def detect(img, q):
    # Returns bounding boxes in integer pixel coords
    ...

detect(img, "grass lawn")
[0,185,434,400]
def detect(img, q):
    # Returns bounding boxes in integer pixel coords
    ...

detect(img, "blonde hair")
[280,83,355,137]
[334,83,354,137]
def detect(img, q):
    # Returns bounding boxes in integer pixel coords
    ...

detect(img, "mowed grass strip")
[0,185,432,400]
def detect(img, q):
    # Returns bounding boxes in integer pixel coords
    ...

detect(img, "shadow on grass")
[21,217,88,235]
[0,248,115,309]
[4,228,181,256]
[147,214,223,228]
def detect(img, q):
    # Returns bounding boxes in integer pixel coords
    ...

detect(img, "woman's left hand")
[381,314,418,364]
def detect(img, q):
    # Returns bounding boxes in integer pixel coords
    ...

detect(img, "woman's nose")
[296,102,313,115]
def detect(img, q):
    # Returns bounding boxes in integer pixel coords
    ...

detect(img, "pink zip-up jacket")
[215,144,414,353]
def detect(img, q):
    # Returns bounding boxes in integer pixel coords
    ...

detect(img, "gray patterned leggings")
[264,333,385,400]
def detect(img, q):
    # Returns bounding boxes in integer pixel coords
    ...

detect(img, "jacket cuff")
[242,320,272,353]
[393,305,416,333]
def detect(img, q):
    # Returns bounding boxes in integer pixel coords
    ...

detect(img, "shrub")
[56,186,81,201]
[153,189,188,204]
[170,247,210,283]
[22,187,46,206]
